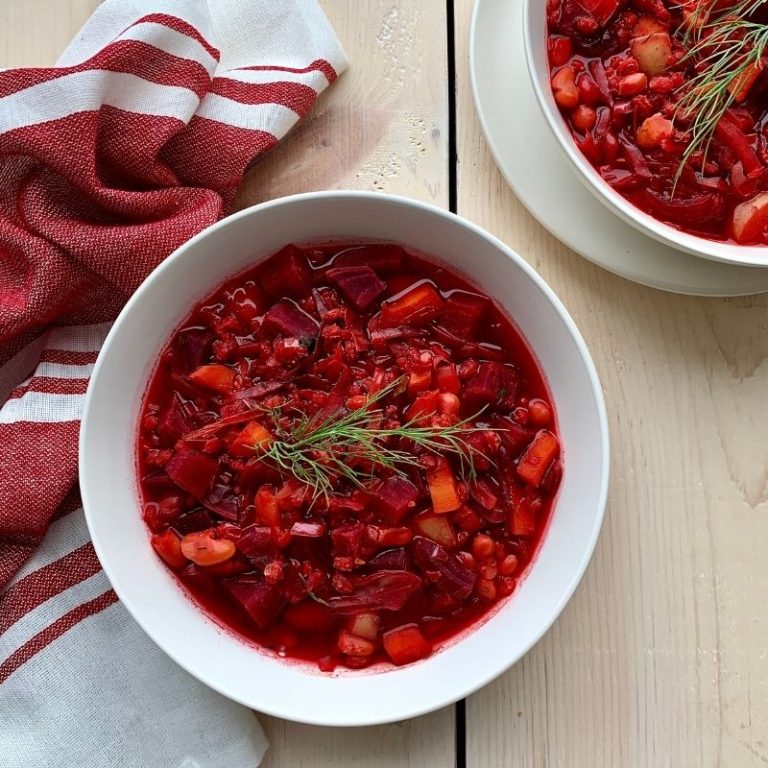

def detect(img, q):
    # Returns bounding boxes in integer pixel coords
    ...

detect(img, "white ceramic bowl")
[523,0,768,268]
[80,191,609,726]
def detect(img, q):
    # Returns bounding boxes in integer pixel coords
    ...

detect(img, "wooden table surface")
[6,1,768,766]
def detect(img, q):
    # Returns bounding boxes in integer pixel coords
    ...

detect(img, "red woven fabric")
[0,0,345,680]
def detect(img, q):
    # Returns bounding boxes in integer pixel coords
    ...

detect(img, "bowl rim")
[521,0,768,268]
[79,190,610,726]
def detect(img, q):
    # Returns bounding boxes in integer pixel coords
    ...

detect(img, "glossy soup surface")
[547,0,768,244]
[137,242,561,671]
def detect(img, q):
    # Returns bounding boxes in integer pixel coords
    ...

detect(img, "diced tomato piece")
[380,282,443,328]
[151,529,187,569]
[427,456,462,514]
[371,476,419,524]
[517,430,560,487]
[165,449,219,499]
[326,266,387,312]
[260,244,312,298]
[180,530,237,566]
[413,512,457,549]
[255,485,281,527]
[229,421,272,457]
[188,364,236,394]
[383,624,432,666]
[345,612,381,641]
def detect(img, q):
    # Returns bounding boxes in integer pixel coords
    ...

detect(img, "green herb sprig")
[674,0,768,183]
[253,377,491,500]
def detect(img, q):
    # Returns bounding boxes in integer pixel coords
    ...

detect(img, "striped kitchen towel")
[0,1,346,766]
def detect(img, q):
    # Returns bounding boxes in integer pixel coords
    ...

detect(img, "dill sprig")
[254,377,491,500]
[674,0,768,183]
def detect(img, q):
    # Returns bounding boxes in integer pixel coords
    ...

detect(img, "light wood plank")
[234,0,449,211]
[455,1,768,766]
[0,2,455,766]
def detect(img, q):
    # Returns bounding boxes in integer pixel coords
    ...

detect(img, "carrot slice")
[517,430,560,487]
[188,364,236,394]
[427,456,462,514]
[229,421,272,457]
[383,624,432,666]
[380,282,443,328]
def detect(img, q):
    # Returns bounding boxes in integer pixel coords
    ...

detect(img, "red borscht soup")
[547,0,768,244]
[137,243,561,671]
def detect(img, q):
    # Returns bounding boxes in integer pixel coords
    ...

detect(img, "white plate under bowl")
[80,191,609,726]
[469,0,768,297]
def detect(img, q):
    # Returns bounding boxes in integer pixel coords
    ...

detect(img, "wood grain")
[455,1,768,766]
[0,2,455,767]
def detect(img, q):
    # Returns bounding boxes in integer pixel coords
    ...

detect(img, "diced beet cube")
[326,266,387,312]
[236,525,272,556]
[330,523,366,559]
[328,571,422,614]
[260,244,312,298]
[439,291,489,337]
[157,395,192,443]
[261,300,318,341]
[334,243,404,273]
[224,578,286,629]
[383,624,432,666]
[165,448,219,499]
[372,476,419,524]
[462,362,518,414]
[380,282,443,328]
[173,327,213,372]
[412,536,476,600]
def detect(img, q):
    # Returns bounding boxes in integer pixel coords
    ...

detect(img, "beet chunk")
[260,244,312,298]
[411,536,476,600]
[165,448,219,500]
[462,362,519,413]
[326,266,386,312]
[328,571,422,614]
[261,300,319,341]
[333,243,404,273]
[224,578,286,629]
[372,476,419,524]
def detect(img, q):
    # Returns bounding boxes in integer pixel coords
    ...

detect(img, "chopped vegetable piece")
[383,624,432,666]
[261,300,318,340]
[327,266,387,311]
[188,364,236,394]
[345,612,381,641]
[327,571,422,614]
[260,244,312,297]
[337,630,376,656]
[224,578,286,629]
[165,449,219,500]
[425,457,461,514]
[517,430,560,487]
[180,530,237,566]
[151,530,187,569]
[229,421,272,457]
[380,282,443,328]
[413,512,458,549]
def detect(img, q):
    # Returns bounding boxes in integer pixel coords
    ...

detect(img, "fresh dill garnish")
[674,0,768,184]
[249,377,492,500]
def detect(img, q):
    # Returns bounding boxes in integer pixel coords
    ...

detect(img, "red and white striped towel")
[0,2,346,765]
